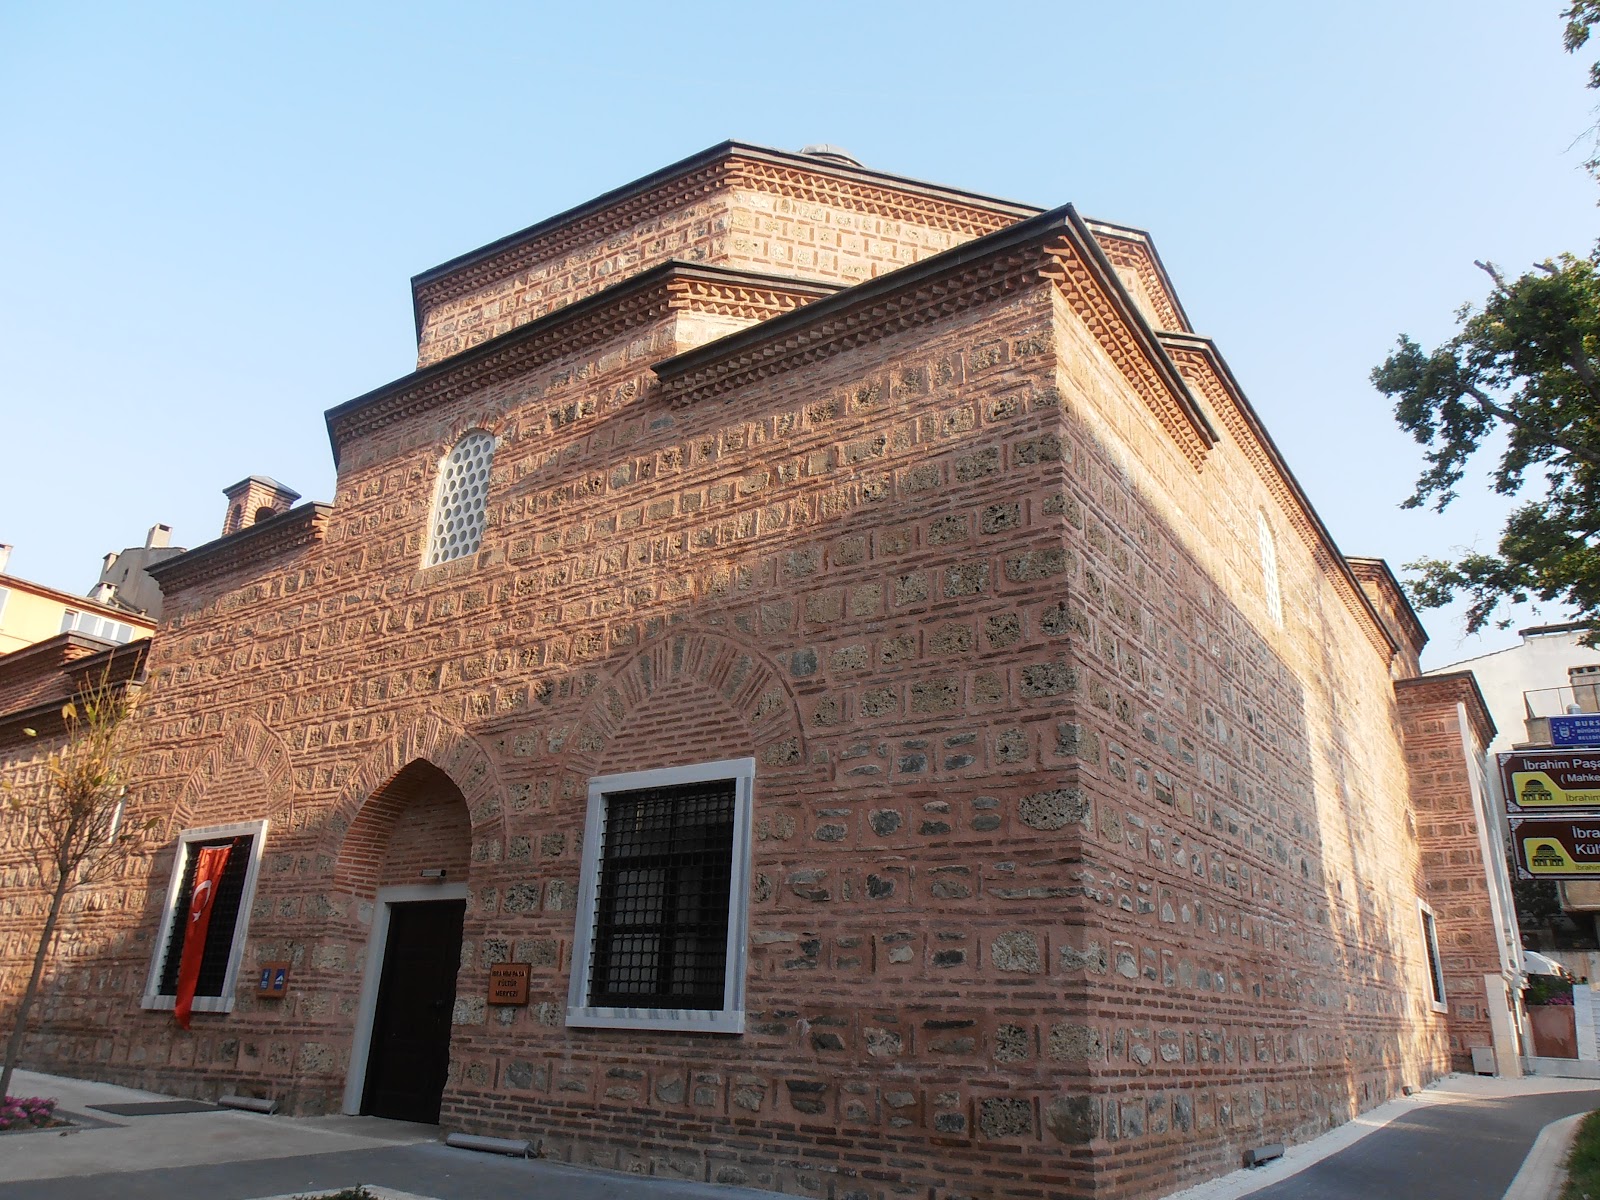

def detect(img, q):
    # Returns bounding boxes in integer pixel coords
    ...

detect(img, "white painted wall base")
[1486,972,1525,1078]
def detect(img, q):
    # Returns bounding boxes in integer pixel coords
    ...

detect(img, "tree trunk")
[1,872,70,1101]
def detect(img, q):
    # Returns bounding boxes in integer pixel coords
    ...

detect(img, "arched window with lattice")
[424,430,495,567]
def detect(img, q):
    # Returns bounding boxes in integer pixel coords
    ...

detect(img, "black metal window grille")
[156,837,252,998]
[588,778,735,1010]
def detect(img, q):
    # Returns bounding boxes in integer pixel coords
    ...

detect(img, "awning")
[1522,950,1574,978]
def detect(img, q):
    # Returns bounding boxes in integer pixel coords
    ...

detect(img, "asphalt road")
[1240,1087,1600,1200]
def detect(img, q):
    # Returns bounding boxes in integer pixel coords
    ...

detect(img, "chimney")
[146,524,171,549]
[102,551,119,575]
[222,477,301,537]
[0,544,10,574]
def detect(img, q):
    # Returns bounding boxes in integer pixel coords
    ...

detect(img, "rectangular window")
[141,820,268,1014]
[1419,898,1448,1013]
[567,758,753,1034]
[59,609,78,634]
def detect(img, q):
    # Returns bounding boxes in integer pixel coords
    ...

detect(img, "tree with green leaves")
[0,662,146,1102]
[1371,8,1600,643]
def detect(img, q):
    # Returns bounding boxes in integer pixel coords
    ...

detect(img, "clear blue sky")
[2,1,1594,668]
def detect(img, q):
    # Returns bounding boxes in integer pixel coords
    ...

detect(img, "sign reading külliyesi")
[1510,818,1600,876]
[1500,749,1600,811]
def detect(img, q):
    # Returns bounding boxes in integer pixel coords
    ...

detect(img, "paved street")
[1237,1087,1600,1200]
[2,1069,1598,1200]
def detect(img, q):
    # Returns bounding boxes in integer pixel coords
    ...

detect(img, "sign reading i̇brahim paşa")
[1500,749,1600,811]
[1511,818,1600,877]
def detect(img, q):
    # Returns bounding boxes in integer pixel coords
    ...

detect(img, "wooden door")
[361,899,465,1122]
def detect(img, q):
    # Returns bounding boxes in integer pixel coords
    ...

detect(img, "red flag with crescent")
[174,844,232,1030]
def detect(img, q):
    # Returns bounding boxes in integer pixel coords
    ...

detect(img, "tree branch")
[1462,383,1600,469]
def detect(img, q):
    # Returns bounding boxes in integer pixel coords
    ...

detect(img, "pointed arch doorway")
[337,759,472,1123]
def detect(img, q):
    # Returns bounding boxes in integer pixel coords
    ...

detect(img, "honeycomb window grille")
[567,758,755,1034]
[425,430,495,567]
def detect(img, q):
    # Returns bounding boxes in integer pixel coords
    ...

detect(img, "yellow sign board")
[1501,750,1600,810]
[1513,818,1600,877]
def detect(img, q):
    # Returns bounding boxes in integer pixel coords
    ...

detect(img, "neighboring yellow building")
[0,530,179,656]
[0,565,154,655]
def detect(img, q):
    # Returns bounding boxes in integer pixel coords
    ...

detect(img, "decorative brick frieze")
[148,504,331,598]
[412,143,1036,369]
[1085,220,1192,335]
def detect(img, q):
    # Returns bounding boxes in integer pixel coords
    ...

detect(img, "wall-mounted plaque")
[1500,749,1600,811]
[257,962,290,997]
[488,962,531,1006]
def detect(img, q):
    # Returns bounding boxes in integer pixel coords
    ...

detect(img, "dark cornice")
[1058,209,1218,452]
[1083,218,1194,333]
[652,204,1218,467]
[330,262,841,464]
[1159,331,1400,660]
[147,504,330,596]
[1347,556,1430,657]
[0,632,115,685]
[0,638,148,739]
[408,140,1040,339]
[652,206,1075,399]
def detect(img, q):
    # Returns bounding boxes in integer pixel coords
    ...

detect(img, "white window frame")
[141,819,269,1014]
[1418,897,1449,1014]
[1257,509,1283,628]
[567,757,754,1035]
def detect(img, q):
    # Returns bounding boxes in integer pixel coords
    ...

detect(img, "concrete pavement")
[1,1068,1597,1199]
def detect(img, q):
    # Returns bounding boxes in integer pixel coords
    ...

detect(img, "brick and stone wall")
[1396,672,1511,1072]
[0,150,1472,1200]
[412,145,1032,368]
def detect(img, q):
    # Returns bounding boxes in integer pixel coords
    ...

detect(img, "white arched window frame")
[424,430,495,567]
[1257,510,1283,628]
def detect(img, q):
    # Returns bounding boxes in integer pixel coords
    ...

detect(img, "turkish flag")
[174,844,233,1031]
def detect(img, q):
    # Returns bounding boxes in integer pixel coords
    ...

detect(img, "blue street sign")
[1551,713,1600,747]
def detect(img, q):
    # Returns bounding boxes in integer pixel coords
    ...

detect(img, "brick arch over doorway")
[334,759,473,895]
[325,711,503,890]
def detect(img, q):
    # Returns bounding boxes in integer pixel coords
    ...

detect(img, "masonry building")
[0,143,1513,1199]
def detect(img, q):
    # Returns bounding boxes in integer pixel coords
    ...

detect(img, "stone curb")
[1502,1110,1586,1200]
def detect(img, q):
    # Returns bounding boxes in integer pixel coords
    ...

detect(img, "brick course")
[0,144,1502,1200]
